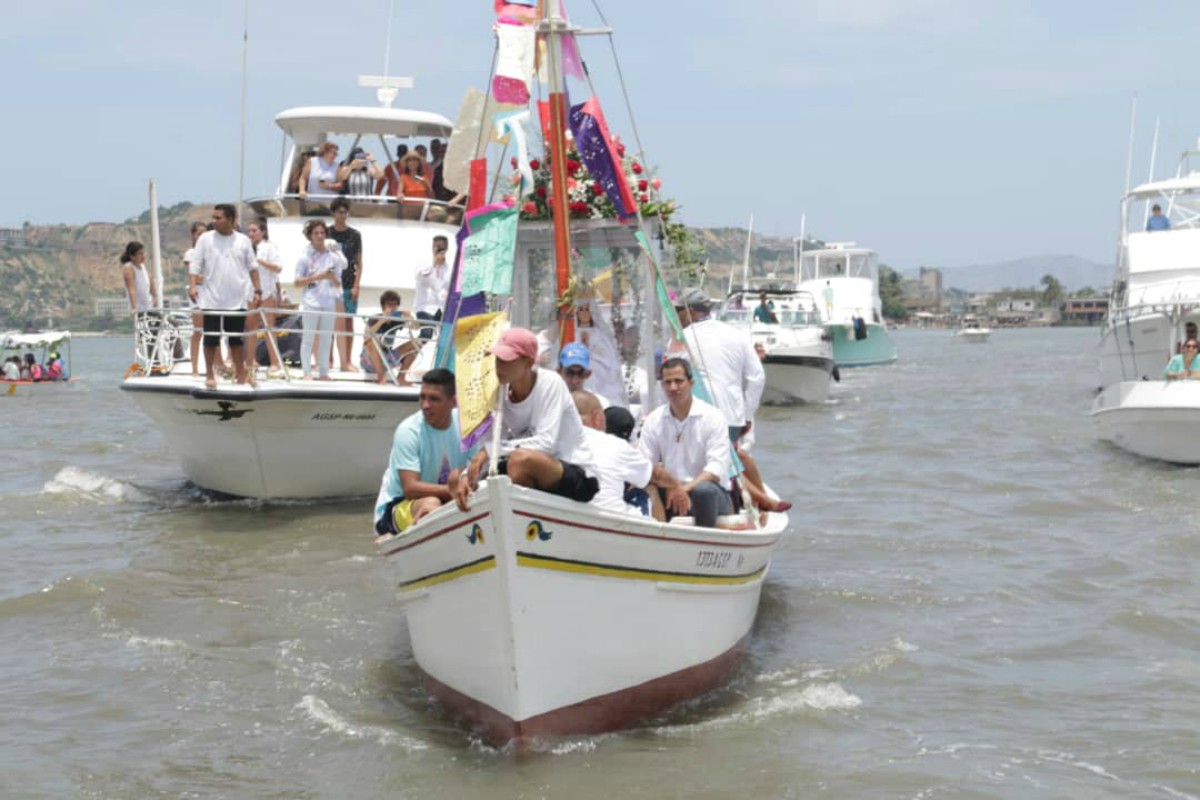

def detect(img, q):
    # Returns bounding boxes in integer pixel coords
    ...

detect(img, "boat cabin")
[798,243,879,284]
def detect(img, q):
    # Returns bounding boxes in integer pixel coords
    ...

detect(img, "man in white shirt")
[639,357,734,528]
[572,390,653,517]
[190,203,262,389]
[414,235,451,339]
[456,327,599,509]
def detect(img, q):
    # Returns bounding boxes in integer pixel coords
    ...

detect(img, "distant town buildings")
[901,266,943,312]
[1060,296,1108,325]
[0,228,27,248]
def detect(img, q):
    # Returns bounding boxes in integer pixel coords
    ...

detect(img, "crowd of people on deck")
[290,138,464,216]
[373,287,794,540]
[1,351,67,382]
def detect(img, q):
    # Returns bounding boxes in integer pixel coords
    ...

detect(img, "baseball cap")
[559,342,591,370]
[489,327,539,361]
[676,286,712,310]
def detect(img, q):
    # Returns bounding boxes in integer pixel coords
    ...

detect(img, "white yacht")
[796,242,898,367]
[1092,144,1200,463]
[717,286,835,405]
[121,95,460,498]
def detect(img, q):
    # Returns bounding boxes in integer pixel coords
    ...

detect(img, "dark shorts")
[415,309,441,340]
[496,456,599,503]
[342,287,358,315]
[202,312,246,347]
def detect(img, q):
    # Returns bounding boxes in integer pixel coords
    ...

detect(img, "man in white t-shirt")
[190,203,262,388]
[639,357,734,528]
[571,389,653,517]
[455,327,598,509]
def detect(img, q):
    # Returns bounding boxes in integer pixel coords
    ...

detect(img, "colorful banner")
[461,205,519,297]
[468,158,488,211]
[454,311,507,449]
[569,96,637,221]
[492,18,535,104]
[493,109,534,197]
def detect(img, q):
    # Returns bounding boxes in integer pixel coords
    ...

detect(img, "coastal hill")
[0,209,1106,327]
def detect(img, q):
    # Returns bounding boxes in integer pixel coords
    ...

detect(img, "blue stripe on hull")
[826,323,898,367]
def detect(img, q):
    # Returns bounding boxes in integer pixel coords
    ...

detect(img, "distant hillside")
[914,255,1114,293]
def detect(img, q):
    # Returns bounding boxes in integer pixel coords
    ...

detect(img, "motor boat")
[796,242,898,367]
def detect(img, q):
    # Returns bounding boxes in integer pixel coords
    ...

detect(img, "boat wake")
[297,694,429,752]
[43,466,151,504]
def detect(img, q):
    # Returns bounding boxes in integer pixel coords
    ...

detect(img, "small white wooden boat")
[377,476,786,745]
[954,325,991,343]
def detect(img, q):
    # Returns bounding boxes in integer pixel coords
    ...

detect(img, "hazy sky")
[3,1,1199,270]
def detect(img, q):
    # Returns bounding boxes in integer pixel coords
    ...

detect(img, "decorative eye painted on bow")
[525,520,552,541]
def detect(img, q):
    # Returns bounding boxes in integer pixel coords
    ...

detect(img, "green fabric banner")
[460,206,518,297]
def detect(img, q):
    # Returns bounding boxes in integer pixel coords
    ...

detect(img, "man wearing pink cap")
[455,327,599,509]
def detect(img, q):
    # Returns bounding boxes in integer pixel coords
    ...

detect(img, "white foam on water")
[126,635,187,652]
[297,694,428,751]
[652,681,862,738]
[43,466,150,504]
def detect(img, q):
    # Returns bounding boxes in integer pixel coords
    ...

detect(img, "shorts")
[374,497,415,536]
[202,312,246,347]
[342,287,358,315]
[496,456,599,503]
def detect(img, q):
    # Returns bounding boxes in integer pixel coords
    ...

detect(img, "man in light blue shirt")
[1147,204,1171,231]
[374,368,478,537]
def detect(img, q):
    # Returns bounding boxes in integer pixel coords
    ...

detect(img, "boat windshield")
[801,250,878,281]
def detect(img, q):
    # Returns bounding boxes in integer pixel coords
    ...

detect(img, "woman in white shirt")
[246,218,285,377]
[294,220,345,380]
[120,241,158,366]
[298,142,348,202]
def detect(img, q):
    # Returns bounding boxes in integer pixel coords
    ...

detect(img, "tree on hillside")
[1040,274,1064,306]
[879,264,908,321]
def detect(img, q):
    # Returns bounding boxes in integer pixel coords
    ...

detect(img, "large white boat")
[1092,144,1200,463]
[121,100,460,498]
[797,242,898,367]
[717,286,835,405]
[375,4,789,747]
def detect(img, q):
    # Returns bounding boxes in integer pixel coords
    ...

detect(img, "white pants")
[301,306,334,377]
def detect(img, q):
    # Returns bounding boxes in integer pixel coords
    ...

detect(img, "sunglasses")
[564,368,587,377]
[1186,345,1198,350]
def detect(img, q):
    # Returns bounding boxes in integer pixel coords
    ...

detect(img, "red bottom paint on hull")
[420,634,750,747]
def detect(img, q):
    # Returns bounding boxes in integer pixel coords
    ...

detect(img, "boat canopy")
[274,106,454,142]
[2,330,70,349]
[1127,174,1200,200]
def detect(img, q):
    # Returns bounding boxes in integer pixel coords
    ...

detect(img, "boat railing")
[245,194,465,225]
[132,307,436,386]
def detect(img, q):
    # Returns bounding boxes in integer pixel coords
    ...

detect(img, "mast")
[236,0,249,220]
[541,3,575,345]
[739,214,754,291]
[148,180,163,308]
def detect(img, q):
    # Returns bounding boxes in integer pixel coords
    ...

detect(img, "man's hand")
[666,485,691,516]
[453,472,473,512]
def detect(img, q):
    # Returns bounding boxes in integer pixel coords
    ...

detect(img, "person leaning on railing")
[293,219,345,381]
[1164,338,1200,381]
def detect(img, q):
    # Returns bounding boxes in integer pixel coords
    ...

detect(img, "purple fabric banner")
[569,96,637,221]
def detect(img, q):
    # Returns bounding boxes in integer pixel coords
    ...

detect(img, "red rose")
[638,179,648,191]
[522,201,538,215]
[569,201,589,216]
[631,162,643,175]
[536,186,547,198]
[616,144,626,157]
[529,158,541,170]
[566,159,581,175]
[640,192,649,203]
[592,183,604,196]
[510,156,518,168]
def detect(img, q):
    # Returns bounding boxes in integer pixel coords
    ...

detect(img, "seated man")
[374,369,477,538]
[1147,204,1171,231]
[558,342,614,408]
[456,327,598,509]
[753,292,778,324]
[638,357,734,528]
[362,290,420,384]
[572,390,656,517]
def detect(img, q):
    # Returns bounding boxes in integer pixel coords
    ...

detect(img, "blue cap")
[559,342,590,370]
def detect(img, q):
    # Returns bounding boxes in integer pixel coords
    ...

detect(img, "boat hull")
[1091,380,1200,464]
[761,353,834,405]
[954,329,991,343]
[378,477,785,745]
[122,376,418,497]
[827,322,897,367]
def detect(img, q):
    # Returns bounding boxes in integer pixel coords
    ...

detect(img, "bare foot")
[204,378,218,389]
[317,375,332,381]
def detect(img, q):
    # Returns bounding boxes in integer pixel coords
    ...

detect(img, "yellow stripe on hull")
[400,556,496,592]
[516,553,765,586]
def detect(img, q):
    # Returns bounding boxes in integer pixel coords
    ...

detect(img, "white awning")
[274,106,454,142]
[2,330,71,348]
[1127,174,1200,199]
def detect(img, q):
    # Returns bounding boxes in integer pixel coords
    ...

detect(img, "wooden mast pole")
[543,2,575,345]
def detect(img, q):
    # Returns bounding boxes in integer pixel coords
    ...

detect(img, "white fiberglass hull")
[122,374,419,498]
[377,476,786,746]
[1091,381,1200,464]
[1097,312,1174,387]
[761,352,834,405]
[954,328,991,343]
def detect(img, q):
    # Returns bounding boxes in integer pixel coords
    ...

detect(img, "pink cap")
[489,327,539,361]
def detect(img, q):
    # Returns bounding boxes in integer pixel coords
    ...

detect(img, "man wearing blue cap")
[558,342,613,408]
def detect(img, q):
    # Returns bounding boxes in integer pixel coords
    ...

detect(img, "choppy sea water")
[3,329,1199,799]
